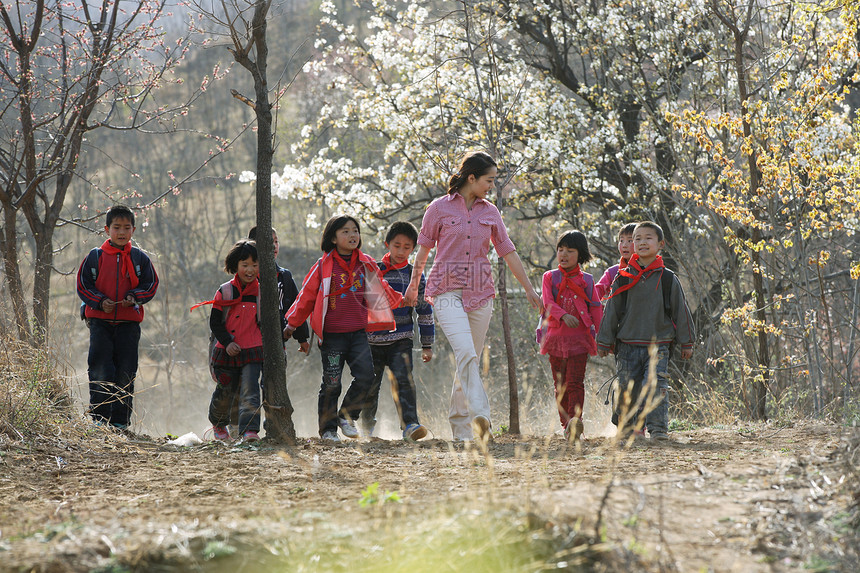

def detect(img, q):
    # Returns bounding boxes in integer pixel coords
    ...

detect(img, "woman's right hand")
[226,342,241,357]
[403,281,419,307]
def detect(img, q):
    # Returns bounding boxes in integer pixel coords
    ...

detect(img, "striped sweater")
[367,262,434,348]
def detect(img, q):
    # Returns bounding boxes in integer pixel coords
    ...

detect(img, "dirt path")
[0,422,856,572]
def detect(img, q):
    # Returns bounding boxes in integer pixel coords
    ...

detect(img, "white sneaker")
[321,430,340,442]
[339,418,359,439]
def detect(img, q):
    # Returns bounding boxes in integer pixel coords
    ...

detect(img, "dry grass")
[0,336,74,441]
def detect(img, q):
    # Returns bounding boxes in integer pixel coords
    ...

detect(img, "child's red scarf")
[101,240,139,289]
[190,275,258,312]
[609,254,665,299]
[557,265,590,302]
[380,252,408,275]
[328,249,365,298]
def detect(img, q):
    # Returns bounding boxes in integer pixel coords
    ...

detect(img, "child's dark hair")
[618,222,637,239]
[385,221,418,245]
[248,226,278,241]
[448,151,497,195]
[556,230,592,266]
[106,205,135,227]
[320,215,362,253]
[634,221,664,242]
[224,239,258,274]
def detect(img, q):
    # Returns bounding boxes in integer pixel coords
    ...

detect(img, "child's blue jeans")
[87,318,140,427]
[209,362,263,435]
[318,330,374,436]
[614,342,670,434]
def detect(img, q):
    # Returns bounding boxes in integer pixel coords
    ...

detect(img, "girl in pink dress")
[539,230,603,442]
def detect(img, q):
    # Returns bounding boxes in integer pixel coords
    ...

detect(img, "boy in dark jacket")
[77,205,159,429]
[596,221,694,441]
[248,226,309,352]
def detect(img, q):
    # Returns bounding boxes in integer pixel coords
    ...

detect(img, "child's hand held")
[422,348,433,362]
[226,342,241,356]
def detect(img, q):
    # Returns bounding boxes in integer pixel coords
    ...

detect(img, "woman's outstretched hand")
[403,281,419,307]
[526,288,543,312]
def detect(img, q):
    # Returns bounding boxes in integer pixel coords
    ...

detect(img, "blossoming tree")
[0,0,199,344]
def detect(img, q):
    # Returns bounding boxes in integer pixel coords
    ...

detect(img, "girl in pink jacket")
[539,231,603,442]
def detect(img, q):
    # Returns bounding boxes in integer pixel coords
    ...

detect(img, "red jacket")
[77,244,158,322]
[286,250,403,343]
[210,276,263,349]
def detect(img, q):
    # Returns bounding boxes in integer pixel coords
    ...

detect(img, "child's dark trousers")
[209,362,263,435]
[87,318,140,427]
[362,339,420,432]
[318,330,374,436]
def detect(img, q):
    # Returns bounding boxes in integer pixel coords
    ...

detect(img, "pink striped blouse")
[417,193,517,312]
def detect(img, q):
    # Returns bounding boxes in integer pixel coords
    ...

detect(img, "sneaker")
[321,430,341,442]
[339,418,359,439]
[471,416,491,441]
[212,426,230,442]
[650,431,669,441]
[242,431,260,442]
[360,423,375,438]
[403,423,428,442]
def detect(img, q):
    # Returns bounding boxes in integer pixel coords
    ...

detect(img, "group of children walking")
[77,156,695,445]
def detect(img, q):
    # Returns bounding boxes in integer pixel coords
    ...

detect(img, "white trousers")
[434,290,494,440]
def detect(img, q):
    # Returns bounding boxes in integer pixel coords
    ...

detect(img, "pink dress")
[540,270,603,358]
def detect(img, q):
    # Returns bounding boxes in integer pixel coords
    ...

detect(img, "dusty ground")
[0,422,857,572]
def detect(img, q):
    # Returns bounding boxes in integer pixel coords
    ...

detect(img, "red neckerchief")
[619,256,629,268]
[609,254,665,299]
[557,265,590,302]
[101,240,139,289]
[381,252,409,275]
[328,249,364,298]
[190,274,258,312]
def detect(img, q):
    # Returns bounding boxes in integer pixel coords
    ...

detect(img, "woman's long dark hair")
[447,151,497,195]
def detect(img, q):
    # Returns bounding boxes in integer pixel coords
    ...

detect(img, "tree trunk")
[31,225,53,344]
[1,206,32,342]
[497,261,520,435]
[749,239,770,420]
[248,0,296,445]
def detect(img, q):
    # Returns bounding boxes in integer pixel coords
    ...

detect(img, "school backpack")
[535,269,597,345]
[79,247,145,320]
[208,281,261,382]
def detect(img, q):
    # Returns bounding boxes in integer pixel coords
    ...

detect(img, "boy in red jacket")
[77,205,159,430]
